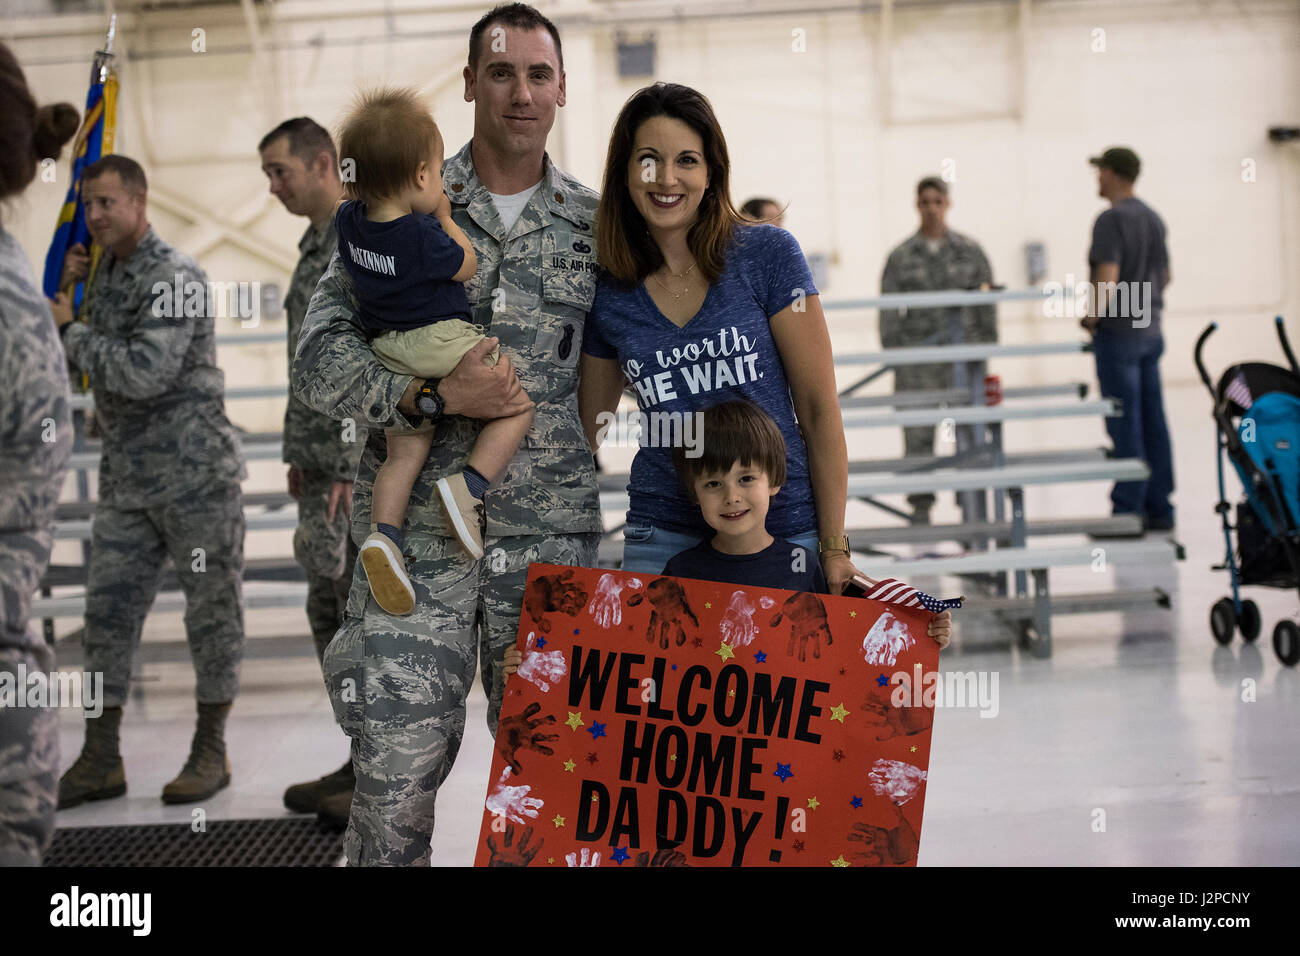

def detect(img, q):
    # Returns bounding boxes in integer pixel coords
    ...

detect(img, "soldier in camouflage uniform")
[50,155,247,807]
[0,84,76,861]
[258,119,363,822]
[293,8,602,865]
[880,176,997,520]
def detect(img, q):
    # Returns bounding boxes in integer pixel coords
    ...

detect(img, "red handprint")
[846,806,918,866]
[485,823,543,867]
[627,577,699,649]
[523,568,590,633]
[495,702,559,774]
[860,684,933,741]
[770,591,833,661]
[634,847,690,867]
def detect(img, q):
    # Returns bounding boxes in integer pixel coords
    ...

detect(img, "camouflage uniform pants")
[294,470,358,662]
[895,363,953,511]
[0,644,57,866]
[84,483,245,709]
[323,530,600,867]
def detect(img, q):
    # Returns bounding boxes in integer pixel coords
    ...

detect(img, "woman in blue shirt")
[579,82,865,594]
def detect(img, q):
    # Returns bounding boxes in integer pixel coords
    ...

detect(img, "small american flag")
[861,578,964,612]
[1225,371,1253,410]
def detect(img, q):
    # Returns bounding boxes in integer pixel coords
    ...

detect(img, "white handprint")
[720,590,758,647]
[862,611,915,667]
[589,573,642,629]
[867,758,927,805]
[759,596,776,610]
[485,766,544,824]
[516,631,568,693]
[565,847,603,867]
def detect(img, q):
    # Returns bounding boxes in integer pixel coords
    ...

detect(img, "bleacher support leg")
[1029,568,1052,658]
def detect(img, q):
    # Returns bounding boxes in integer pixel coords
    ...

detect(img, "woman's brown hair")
[596,82,746,285]
[0,42,79,206]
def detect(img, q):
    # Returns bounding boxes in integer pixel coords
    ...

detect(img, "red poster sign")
[474,564,940,867]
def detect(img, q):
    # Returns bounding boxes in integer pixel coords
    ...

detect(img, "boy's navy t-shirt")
[334,199,471,332]
[1088,196,1168,336]
[662,538,828,594]
[583,224,819,538]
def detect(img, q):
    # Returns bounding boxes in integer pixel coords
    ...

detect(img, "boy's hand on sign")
[485,823,542,867]
[927,610,952,649]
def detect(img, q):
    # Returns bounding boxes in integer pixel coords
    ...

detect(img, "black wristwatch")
[415,378,444,422]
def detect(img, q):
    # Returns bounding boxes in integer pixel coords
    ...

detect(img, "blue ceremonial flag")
[42,16,119,309]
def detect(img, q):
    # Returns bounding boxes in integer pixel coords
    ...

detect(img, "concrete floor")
[49,380,1300,865]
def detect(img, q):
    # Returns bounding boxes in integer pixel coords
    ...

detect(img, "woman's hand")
[927,610,952,649]
[821,551,858,596]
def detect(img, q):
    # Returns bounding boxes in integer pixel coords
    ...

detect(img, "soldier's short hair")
[916,176,948,198]
[258,117,338,171]
[673,400,787,502]
[740,197,778,221]
[84,154,148,195]
[336,88,441,206]
[469,3,563,73]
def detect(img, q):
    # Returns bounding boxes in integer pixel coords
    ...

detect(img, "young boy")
[334,88,535,616]
[504,401,952,680]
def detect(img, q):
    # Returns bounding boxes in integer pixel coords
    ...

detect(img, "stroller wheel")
[1273,620,1300,667]
[1210,598,1236,645]
[1238,600,1262,643]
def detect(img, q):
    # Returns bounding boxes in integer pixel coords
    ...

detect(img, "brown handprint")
[627,577,699,649]
[860,684,933,741]
[485,822,543,867]
[634,847,690,867]
[770,591,833,661]
[846,806,918,866]
[495,702,558,775]
[523,568,590,633]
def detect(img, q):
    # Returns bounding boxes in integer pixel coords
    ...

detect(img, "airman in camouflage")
[259,117,363,821]
[295,10,603,864]
[52,155,246,807]
[881,176,997,517]
[0,225,72,865]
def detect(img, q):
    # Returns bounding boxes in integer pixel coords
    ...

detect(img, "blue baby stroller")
[1195,316,1300,665]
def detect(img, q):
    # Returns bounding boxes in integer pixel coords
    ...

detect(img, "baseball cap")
[1089,146,1140,180]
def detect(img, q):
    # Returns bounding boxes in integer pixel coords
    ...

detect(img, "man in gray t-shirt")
[1084,147,1175,533]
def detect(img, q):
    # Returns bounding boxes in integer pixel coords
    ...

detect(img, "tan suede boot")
[57,706,126,809]
[161,701,232,804]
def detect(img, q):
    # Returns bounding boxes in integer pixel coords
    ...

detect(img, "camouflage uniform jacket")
[294,141,602,539]
[283,218,363,481]
[0,226,72,653]
[62,226,246,508]
[880,229,997,347]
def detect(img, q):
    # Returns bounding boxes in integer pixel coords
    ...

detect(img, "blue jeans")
[1093,331,1175,521]
[622,523,821,574]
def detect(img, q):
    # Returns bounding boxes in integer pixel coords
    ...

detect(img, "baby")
[334,88,534,615]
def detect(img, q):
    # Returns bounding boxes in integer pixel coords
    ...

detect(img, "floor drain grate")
[44,817,344,867]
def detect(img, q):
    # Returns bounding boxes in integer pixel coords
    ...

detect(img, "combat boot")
[161,701,232,804]
[283,759,354,814]
[58,706,126,809]
[316,786,354,831]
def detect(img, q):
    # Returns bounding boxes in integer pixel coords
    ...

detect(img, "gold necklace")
[650,262,698,300]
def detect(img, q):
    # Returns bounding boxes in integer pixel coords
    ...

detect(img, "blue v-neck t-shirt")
[582,224,819,537]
